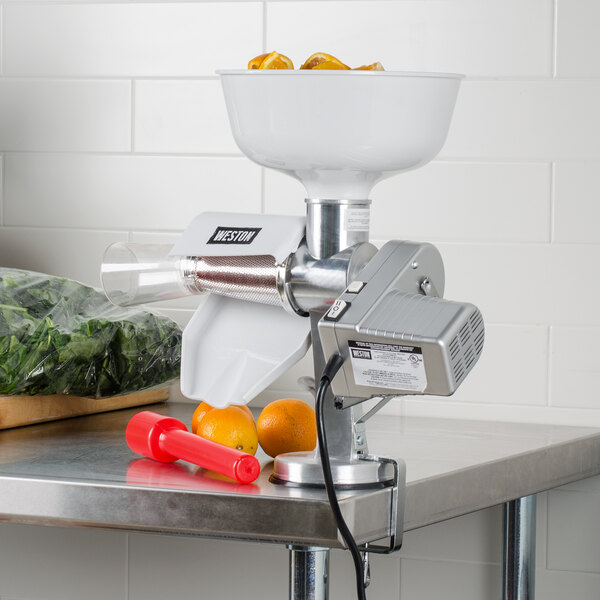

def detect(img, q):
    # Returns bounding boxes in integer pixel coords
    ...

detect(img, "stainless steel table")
[1,402,600,598]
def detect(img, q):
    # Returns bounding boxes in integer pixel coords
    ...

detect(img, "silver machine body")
[101,200,485,553]
[273,231,484,554]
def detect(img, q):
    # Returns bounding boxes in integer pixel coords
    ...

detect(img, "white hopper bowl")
[218,70,463,200]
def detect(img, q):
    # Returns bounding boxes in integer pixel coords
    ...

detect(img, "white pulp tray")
[181,295,311,408]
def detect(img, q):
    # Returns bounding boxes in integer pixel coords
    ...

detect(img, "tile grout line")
[0,153,3,227]
[0,3,4,77]
[4,222,600,250]
[0,152,582,164]
[130,79,136,153]
[552,0,558,78]
[549,161,556,243]
[0,150,244,158]
[396,554,503,568]
[260,167,266,213]
[0,75,221,81]
[398,553,403,599]
[125,533,130,600]
[2,75,600,82]
[545,491,551,571]
[397,406,600,428]
[1,75,600,82]
[545,324,552,408]
[262,0,268,53]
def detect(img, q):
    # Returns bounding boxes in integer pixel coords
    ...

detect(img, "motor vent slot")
[449,337,461,360]
[450,307,485,386]
[459,322,471,345]
[474,329,485,354]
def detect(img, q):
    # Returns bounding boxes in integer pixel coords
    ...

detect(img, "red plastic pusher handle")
[126,411,260,484]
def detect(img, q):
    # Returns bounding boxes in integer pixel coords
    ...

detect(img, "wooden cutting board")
[0,388,169,429]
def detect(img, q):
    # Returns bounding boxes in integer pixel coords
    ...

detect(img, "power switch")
[346,281,365,294]
[325,299,350,321]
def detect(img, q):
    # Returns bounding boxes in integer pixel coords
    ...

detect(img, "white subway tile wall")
[554,161,600,243]
[266,1,554,78]
[443,80,600,160]
[546,488,600,573]
[1,1,599,599]
[134,80,239,154]
[399,559,502,600]
[0,227,127,287]
[556,0,600,78]
[0,80,131,152]
[3,153,262,230]
[127,532,400,600]
[0,524,128,600]
[550,326,600,409]
[2,3,263,76]
[267,161,554,243]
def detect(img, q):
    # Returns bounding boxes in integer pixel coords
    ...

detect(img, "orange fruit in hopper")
[192,403,257,455]
[257,398,317,458]
[253,51,294,70]
[248,51,384,72]
[300,52,349,70]
[248,53,269,69]
[354,62,385,71]
[312,61,350,71]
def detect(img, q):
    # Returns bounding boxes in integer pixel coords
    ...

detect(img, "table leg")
[503,495,537,600]
[289,545,330,600]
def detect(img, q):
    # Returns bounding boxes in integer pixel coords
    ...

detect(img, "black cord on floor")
[315,353,367,600]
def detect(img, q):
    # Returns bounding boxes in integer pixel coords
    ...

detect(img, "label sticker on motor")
[348,340,427,392]
[345,209,370,232]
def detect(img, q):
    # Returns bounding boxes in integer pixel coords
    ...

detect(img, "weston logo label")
[207,226,262,245]
[351,348,372,360]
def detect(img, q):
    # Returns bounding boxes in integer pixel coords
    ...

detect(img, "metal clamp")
[356,455,406,554]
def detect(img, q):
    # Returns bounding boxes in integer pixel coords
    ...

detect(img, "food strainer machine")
[102,70,484,599]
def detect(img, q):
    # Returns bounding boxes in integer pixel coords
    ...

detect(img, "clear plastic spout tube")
[101,242,284,309]
[101,243,195,307]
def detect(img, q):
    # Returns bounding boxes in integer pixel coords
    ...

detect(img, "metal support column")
[289,546,330,600]
[503,495,537,600]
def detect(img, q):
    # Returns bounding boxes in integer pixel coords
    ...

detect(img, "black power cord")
[315,353,367,600]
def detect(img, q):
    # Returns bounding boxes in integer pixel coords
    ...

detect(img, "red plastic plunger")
[126,411,261,484]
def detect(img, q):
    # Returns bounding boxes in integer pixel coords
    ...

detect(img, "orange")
[191,401,213,434]
[312,61,350,71]
[256,51,294,70]
[354,62,385,71]
[248,53,269,69]
[236,404,254,420]
[248,51,384,72]
[195,405,258,455]
[256,398,317,458]
[191,401,253,434]
[300,52,349,70]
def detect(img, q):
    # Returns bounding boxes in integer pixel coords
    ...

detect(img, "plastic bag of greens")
[0,268,181,397]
